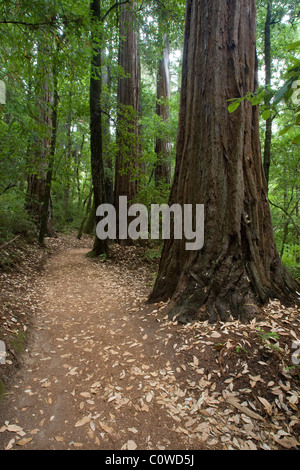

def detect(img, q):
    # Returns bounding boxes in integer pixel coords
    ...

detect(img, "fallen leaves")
[226,396,265,422]
[75,416,91,428]
[0,422,33,449]
[1,238,299,452]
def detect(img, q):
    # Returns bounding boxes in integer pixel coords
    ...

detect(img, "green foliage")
[0,192,36,244]
[0,0,298,280]
[256,328,281,351]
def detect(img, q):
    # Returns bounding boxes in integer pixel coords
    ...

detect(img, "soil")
[0,234,299,451]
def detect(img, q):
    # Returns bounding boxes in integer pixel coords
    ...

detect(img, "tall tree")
[26,38,57,239]
[263,0,272,188]
[89,0,107,256]
[149,0,299,323]
[155,31,172,186]
[114,1,141,240]
[38,42,59,244]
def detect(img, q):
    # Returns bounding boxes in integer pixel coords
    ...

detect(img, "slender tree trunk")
[102,50,114,205]
[263,0,272,188]
[89,0,108,256]
[38,54,59,244]
[63,93,73,221]
[155,33,172,186]
[26,42,56,238]
[149,0,299,323]
[114,2,140,241]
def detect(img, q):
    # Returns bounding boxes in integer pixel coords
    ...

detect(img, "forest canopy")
[0,0,299,284]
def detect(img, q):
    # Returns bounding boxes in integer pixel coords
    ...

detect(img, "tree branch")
[0,19,54,27]
[0,183,16,196]
[0,17,83,28]
[0,235,21,250]
[269,199,300,236]
[101,0,131,23]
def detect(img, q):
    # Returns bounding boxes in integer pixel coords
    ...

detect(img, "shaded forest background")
[0,0,299,281]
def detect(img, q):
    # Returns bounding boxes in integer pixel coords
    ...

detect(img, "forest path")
[1,236,299,451]
[0,241,200,451]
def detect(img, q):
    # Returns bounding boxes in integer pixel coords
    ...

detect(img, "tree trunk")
[38,52,59,244]
[25,43,56,238]
[155,33,172,186]
[102,50,114,205]
[263,0,272,188]
[89,0,108,256]
[114,2,140,241]
[149,0,299,323]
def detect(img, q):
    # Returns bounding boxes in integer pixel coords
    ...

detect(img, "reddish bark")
[149,0,299,323]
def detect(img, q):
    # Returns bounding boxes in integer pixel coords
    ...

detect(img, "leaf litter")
[0,233,299,450]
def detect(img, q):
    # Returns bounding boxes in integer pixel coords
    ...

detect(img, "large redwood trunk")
[155,33,172,186]
[149,0,299,323]
[114,2,140,240]
[89,0,108,256]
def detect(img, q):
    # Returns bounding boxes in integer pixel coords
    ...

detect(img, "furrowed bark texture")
[155,34,172,185]
[114,2,141,244]
[263,0,272,188]
[90,0,107,255]
[149,0,299,323]
[114,2,140,207]
[25,62,56,238]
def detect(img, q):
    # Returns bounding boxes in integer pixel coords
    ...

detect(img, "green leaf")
[250,88,265,106]
[278,125,293,136]
[261,109,271,120]
[273,80,294,105]
[228,101,241,113]
[286,41,300,51]
[292,134,300,145]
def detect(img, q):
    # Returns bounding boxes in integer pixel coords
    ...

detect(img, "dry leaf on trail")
[211,331,221,338]
[257,397,273,415]
[274,436,299,449]
[16,437,33,446]
[6,424,24,434]
[146,392,154,403]
[5,438,15,450]
[99,422,115,435]
[127,440,137,450]
[128,427,138,434]
[75,416,91,428]
[226,397,265,422]
[54,436,64,442]
[193,356,199,366]
[30,429,40,435]
[80,392,91,398]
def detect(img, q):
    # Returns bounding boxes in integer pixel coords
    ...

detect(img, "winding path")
[0,246,197,450]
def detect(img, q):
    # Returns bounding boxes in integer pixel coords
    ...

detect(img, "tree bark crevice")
[148,0,299,324]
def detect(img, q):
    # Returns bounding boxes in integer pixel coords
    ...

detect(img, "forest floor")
[0,233,299,451]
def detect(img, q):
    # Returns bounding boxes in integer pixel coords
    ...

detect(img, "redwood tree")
[26,41,56,238]
[149,0,299,323]
[155,32,172,186]
[114,2,140,233]
[89,0,107,256]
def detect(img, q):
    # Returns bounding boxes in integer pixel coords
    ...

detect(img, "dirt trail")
[0,238,299,451]
[0,244,199,450]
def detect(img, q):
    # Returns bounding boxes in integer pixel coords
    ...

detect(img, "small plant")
[256,328,280,351]
[236,344,248,355]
